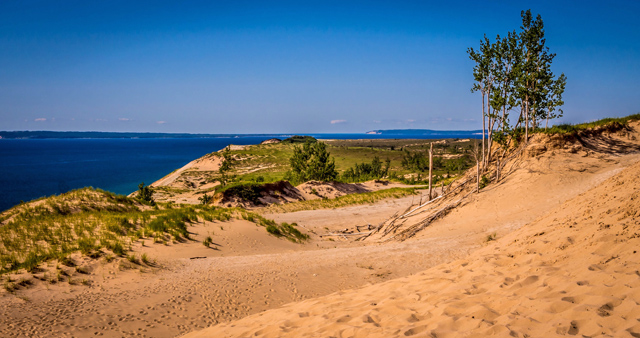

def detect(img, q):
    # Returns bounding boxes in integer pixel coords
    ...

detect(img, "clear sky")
[1,0,638,133]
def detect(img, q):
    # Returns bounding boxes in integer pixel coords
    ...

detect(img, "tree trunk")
[428,143,433,200]
[476,161,480,193]
[482,92,486,170]
[545,109,549,131]
[525,100,529,142]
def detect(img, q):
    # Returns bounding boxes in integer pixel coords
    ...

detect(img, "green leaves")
[469,9,566,145]
[137,182,155,205]
[288,140,338,184]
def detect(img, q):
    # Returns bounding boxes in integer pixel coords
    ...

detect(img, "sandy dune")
[183,134,640,337]
[2,125,639,338]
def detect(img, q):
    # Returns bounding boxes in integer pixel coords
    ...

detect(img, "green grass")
[541,113,640,135]
[0,188,307,275]
[263,187,419,213]
[198,139,477,192]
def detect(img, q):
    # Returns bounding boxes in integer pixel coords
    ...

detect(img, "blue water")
[0,132,479,211]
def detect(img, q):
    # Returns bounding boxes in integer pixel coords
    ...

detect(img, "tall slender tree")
[468,9,566,179]
[468,35,495,170]
[516,9,555,141]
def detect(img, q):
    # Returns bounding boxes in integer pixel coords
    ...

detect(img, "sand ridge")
[2,125,639,337]
[182,142,640,338]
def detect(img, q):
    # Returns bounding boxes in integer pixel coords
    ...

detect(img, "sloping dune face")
[183,156,640,337]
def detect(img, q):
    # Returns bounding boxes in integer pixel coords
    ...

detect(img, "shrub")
[203,236,212,247]
[198,193,213,205]
[266,225,282,237]
[127,254,139,264]
[287,140,337,183]
[141,253,151,265]
[480,175,490,189]
[137,182,155,205]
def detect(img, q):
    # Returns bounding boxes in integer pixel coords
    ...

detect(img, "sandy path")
[0,228,476,337]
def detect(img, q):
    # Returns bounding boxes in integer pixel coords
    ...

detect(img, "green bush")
[137,182,155,205]
[287,140,337,183]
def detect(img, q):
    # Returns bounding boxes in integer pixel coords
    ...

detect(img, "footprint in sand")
[335,315,352,323]
[403,325,428,336]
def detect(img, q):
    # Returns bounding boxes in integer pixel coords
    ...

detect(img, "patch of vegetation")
[286,140,338,184]
[202,236,212,247]
[541,113,640,135]
[0,188,305,275]
[141,253,151,265]
[341,156,390,183]
[479,175,490,189]
[187,138,479,193]
[137,182,155,205]
[241,211,308,243]
[264,187,419,213]
[198,193,213,205]
[265,222,308,243]
[217,182,264,204]
[281,135,317,144]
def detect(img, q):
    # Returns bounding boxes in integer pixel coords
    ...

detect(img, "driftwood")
[356,143,528,242]
[322,232,372,237]
[386,199,462,242]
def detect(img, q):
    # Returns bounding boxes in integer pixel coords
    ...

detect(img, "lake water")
[0,132,479,211]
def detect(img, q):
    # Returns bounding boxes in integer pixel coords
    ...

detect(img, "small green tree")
[288,140,337,183]
[218,147,235,187]
[198,193,212,205]
[137,182,154,205]
[218,147,234,173]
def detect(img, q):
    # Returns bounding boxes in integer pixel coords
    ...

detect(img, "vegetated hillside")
[149,137,479,205]
[352,117,640,242]
[0,188,308,291]
[181,122,640,338]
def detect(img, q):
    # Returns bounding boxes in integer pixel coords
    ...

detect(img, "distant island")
[365,129,483,136]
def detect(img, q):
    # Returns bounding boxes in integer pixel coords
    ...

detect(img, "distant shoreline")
[0,130,483,140]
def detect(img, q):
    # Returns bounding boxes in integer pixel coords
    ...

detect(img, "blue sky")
[0,1,638,133]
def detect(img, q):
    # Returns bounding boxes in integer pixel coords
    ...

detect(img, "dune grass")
[0,188,306,275]
[541,113,640,135]
[262,187,420,214]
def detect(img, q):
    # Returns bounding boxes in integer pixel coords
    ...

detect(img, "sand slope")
[3,126,639,338]
[183,150,640,337]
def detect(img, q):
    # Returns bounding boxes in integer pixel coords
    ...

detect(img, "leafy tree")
[287,141,337,183]
[469,9,566,166]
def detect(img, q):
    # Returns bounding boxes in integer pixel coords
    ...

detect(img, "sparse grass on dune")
[262,187,420,214]
[541,113,640,135]
[0,188,306,275]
